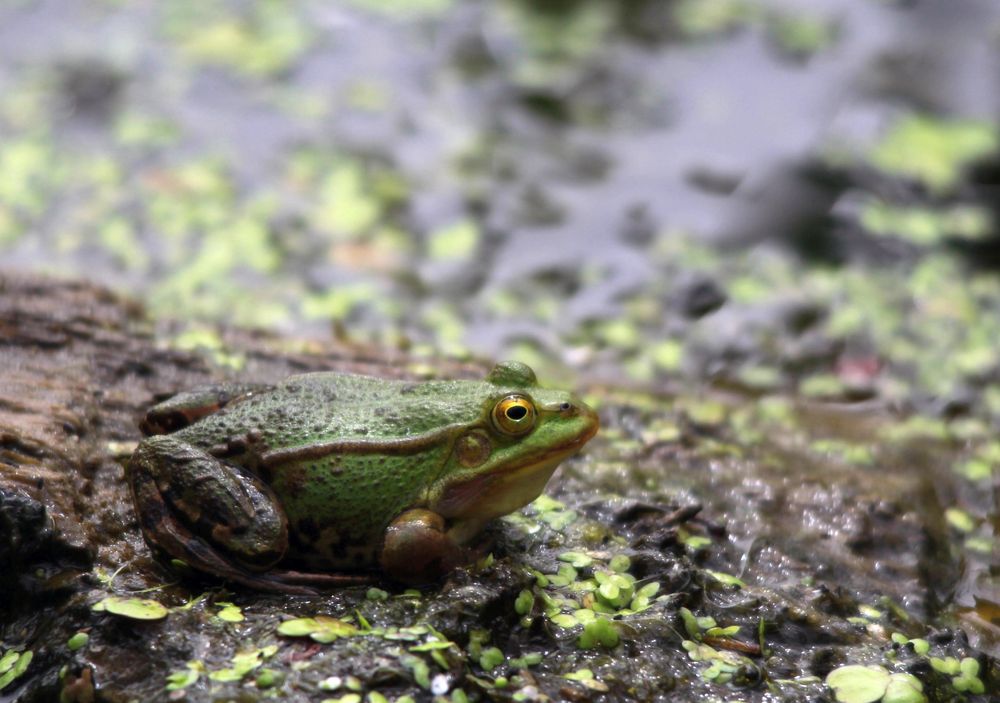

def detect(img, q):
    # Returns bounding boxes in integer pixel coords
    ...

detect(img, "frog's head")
[428,361,599,542]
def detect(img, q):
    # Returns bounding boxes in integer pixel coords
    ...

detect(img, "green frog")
[128,361,598,593]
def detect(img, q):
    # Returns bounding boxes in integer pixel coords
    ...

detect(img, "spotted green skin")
[128,361,598,592]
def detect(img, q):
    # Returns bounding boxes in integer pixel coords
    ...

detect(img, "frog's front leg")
[128,434,301,592]
[380,509,473,584]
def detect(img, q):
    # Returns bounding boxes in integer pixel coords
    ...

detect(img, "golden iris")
[492,395,536,435]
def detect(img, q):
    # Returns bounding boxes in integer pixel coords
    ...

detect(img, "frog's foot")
[129,434,294,591]
[380,509,469,585]
[265,569,374,588]
[188,556,327,595]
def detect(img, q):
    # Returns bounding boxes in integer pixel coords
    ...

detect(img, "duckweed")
[208,646,278,683]
[557,551,593,568]
[92,596,169,621]
[858,605,884,620]
[562,668,610,691]
[944,508,975,533]
[0,650,32,691]
[825,666,927,703]
[478,647,504,671]
[277,615,357,642]
[706,570,746,588]
[428,220,479,261]
[951,657,985,694]
[323,694,361,703]
[514,589,534,616]
[577,618,619,649]
[171,1,314,77]
[403,655,431,689]
[860,202,991,246]
[682,639,750,685]
[890,633,930,656]
[509,653,543,668]
[214,602,244,622]
[868,115,998,194]
[165,661,203,692]
[674,0,752,38]
[766,12,837,58]
[66,633,89,651]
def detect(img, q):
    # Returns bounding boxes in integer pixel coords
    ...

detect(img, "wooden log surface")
[0,272,480,612]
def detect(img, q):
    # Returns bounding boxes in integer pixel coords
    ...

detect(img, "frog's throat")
[257,426,466,468]
[435,443,583,544]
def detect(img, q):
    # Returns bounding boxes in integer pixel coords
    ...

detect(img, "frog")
[127,361,598,594]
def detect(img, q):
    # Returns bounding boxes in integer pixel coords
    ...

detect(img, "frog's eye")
[492,395,537,436]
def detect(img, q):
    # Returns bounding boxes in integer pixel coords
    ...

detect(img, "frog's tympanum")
[128,362,598,593]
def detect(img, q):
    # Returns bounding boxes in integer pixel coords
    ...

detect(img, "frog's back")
[175,372,488,450]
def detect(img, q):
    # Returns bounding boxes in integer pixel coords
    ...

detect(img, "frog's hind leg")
[140,383,274,435]
[128,434,313,594]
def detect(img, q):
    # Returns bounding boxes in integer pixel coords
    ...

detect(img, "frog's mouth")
[435,420,598,542]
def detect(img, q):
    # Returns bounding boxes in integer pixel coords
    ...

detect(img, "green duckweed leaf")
[959,657,980,677]
[944,508,975,533]
[479,647,504,671]
[578,618,619,649]
[409,639,456,652]
[0,650,31,691]
[93,596,169,621]
[825,665,890,703]
[165,661,203,691]
[216,603,244,622]
[706,570,746,588]
[428,219,479,261]
[509,652,543,668]
[883,673,925,703]
[277,616,357,642]
[0,651,18,675]
[869,115,998,193]
[558,552,593,568]
[322,694,361,703]
[67,633,89,651]
[551,613,579,628]
[514,589,535,616]
[405,656,431,689]
[256,669,280,688]
[609,554,631,573]
[679,607,701,638]
[930,657,960,675]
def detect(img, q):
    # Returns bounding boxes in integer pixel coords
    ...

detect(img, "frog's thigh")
[129,434,288,570]
[141,383,273,434]
[380,508,467,584]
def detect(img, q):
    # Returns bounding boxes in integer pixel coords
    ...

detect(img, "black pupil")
[506,404,528,421]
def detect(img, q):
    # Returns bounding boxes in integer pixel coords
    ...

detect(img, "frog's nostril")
[560,402,572,412]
